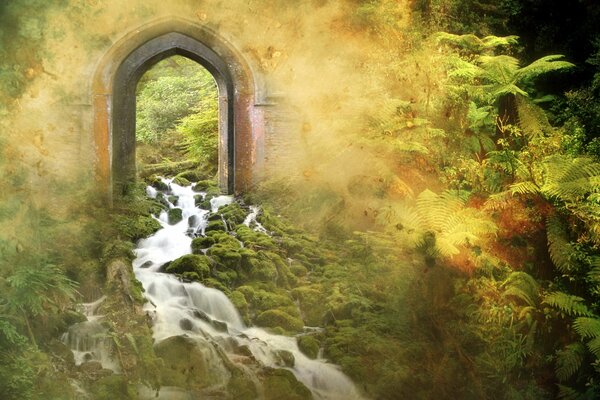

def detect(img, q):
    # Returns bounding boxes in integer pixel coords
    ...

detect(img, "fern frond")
[547,216,577,273]
[502,271,539,306]
[557,385,581,400]
[542,156,600,202]
[555,342,585,381]
[586,336,600,359]
[516,95,552,139]
[509,181,540,196]
[573,317,600,339]
[543,292,593,317]
[516,55,575,83]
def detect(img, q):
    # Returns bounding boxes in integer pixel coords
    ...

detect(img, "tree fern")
[555,342,586,382]
[515,55,575,83]
[542,292,593,317]
[434,32,519,53]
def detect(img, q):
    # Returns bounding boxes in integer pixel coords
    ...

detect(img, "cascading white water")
[133,178,364,399]
[61,296,120,372]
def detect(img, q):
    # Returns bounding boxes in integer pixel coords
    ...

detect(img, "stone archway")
[92,18,259,198]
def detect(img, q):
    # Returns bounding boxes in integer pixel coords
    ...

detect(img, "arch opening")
[135,55,219,182]
[93,20,259,200]
[112,32,234,195]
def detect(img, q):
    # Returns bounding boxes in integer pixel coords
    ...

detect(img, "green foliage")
[380,189,497,258]
[555,343,586,382]
[543,292,593,317]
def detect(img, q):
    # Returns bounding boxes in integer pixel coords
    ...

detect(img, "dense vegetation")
[135,55,219,177]
[2,1,600,399]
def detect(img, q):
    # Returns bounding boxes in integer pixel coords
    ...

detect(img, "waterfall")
[134,178,364,399]
[61,296,120,372]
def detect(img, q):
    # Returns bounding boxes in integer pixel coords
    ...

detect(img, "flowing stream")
[134,178,363,399]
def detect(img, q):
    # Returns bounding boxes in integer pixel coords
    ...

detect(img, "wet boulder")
[256,309,304,333]
[167,208,183,224]
[165,254,211,280]
[261,368,312,400]
[297,335,320,359]
[154,335,230,389]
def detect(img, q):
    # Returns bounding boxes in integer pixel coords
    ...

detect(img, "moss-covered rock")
[168,195,179,204]
[146,174,169,191]
[256,309,304,333]
[218,203,247,226]
[236,225,277,250]
[191,236,215,252]
[193,180,217,192]
[236,286,295,315]
[89,375,138,400]
[227,365,259,400]
[175,170,208,182]
[275,349,295,368]
[205,219,227,232]
[229,290,249,321]
[167,208,183,224]
[291,286,326,326]
[262,368,312,400]
[166,254,211,279]
[101,240,135,263]
[208,242,243,270]
[115,215,161,241]
[172,176,191,186]
[154,335,229,389]
[297,335,320,359]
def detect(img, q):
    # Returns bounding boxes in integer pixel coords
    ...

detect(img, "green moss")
[166,254,211,279]
[218,203,247,226]
[205,219,227,232]
[297,335,320,359]
[228,366,258,400]
[146,174,169,191]
[202,277,231,294]
[229,290,249,317]
[256,309,304,333]
[290,262,309,277]
[115,215,161,241]
[236,285,295,315]
[262,368,312,400]
[236,225,277,250]
[89,375,137,400]
[191,236,215,252]
[175,170,208,182]
[193,179,217,192]
[172,176,191,186]
[168,195,179,204]
[208,243,242,269]
[291,286,327,326]
[167,208,183,224]
[101,240,135,263]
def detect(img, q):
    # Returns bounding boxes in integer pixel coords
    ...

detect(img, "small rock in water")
[179,318,194,331]
[140,261,153,269]
[193,309,211,322]
[79,360,103,374]
[188,215,199,227]
[168,208,183,224]
[234,344,254,358]
[211,319,228,333]
[276,350,295,368]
